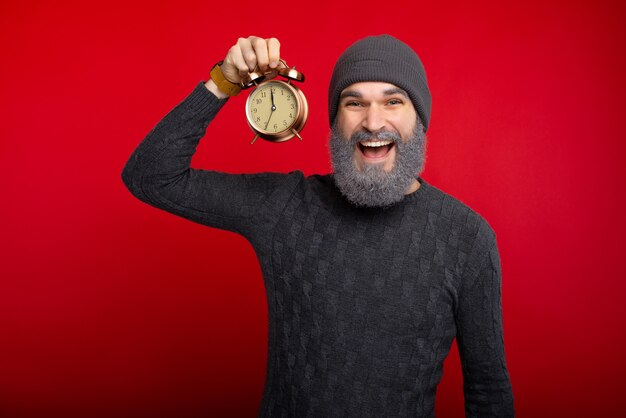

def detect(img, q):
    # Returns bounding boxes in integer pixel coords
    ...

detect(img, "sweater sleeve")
[455,229,515,417]
[121,82,300,237]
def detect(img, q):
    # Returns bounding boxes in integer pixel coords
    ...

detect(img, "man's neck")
[404,178,421,195]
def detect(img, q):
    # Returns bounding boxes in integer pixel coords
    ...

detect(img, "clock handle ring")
[240,63,281,89]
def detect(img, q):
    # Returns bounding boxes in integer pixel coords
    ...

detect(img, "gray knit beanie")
[328,34,431,130]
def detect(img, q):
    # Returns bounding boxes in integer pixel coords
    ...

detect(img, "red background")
[1,0,625,417]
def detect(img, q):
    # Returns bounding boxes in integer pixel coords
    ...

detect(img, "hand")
[220,36,282,84]
[205,36,282,99]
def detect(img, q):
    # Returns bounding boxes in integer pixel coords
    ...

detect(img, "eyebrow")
[339,90,362,100]
[383,87,409,98]
[339,87,409,100]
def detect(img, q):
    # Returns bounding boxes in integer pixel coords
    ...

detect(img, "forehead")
[340,81,408,99]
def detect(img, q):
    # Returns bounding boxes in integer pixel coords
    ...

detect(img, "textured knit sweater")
[121,82,514,417]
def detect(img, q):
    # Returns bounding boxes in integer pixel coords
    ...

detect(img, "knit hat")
[328,34,431,130]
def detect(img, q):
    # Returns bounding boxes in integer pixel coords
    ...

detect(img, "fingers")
[267,38,280,69]
[237,37,258,73]
[226,43,249,79]
[249,36,269,71]
[222,36,281,82]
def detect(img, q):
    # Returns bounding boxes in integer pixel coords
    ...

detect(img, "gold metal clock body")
[241,61,308,144]
[245,79,308,143]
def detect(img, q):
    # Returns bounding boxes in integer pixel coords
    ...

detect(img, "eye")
[387,98,403,106]
[344,101,363,107]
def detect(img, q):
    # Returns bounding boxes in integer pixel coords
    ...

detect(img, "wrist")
[204,79,229,99]
[209,61,242,98]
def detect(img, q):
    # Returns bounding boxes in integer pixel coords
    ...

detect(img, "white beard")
[328,122,427,208]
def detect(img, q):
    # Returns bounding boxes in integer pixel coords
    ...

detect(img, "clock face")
[247,81,299,134]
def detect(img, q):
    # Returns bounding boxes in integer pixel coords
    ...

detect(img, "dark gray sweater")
[121,82,514,417]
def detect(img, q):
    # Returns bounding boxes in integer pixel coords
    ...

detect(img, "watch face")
[247,81,298,134]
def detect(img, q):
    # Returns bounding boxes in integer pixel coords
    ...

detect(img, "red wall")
[1,0,625,416]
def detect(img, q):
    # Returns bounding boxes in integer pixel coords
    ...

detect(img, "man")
[122,35,514,417]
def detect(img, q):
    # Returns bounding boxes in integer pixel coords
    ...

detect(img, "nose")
[361,104,386,132]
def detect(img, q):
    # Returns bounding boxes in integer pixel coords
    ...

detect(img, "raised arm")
[455,228,515,417]
[121,36,299,236]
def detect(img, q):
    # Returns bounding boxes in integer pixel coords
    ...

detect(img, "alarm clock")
[240,60,308,144]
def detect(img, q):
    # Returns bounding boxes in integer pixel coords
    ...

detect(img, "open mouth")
[357,139,395,160]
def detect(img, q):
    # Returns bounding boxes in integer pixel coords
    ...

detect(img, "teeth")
[359,140,393,147]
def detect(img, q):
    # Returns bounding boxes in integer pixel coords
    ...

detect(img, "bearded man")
[122,34,514,417]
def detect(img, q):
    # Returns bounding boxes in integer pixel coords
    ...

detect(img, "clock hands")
[265,88,277,130]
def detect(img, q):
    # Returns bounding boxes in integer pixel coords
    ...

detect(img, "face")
[329,81,427,208]
[336,82,419,172]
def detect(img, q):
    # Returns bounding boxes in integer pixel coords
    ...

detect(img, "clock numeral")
[256,99,262,105]
[289,113,293,118]
[273,123,278,130]
[256,116,261,122]
[290,103,295,109]
[283,120,288,127]
[252,108,257,113]
[261,92,267,98]
[286,96,291,101]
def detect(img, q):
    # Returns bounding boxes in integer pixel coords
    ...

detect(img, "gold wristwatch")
[210,61,241,97]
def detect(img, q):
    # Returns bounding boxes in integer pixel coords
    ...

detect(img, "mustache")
[346,130,403,145]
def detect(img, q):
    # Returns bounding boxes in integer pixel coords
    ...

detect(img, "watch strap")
[210,61,241,97]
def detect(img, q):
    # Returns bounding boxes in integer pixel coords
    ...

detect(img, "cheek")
[336,112,360,138]
[391,116,417,139]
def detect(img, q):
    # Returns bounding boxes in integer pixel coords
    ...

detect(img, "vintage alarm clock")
[240,59,308,144]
